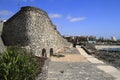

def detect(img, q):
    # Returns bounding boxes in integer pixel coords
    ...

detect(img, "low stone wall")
[0,22,3,32]
[0,37,5,54]
[81,46,95,55]
[0,22,5,53]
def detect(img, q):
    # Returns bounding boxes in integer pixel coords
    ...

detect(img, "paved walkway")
[46,46,120,80]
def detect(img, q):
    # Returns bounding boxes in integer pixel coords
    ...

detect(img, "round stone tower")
[1,6,71,57]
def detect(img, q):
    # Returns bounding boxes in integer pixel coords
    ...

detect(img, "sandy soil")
[50,54,87,62]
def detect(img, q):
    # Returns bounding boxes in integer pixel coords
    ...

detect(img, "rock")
[1,6,71,57]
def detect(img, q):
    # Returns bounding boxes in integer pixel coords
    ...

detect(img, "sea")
[101,48,120,52]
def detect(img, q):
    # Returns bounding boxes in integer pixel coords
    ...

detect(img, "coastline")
[82,44,120,70]
[95,45,120,50]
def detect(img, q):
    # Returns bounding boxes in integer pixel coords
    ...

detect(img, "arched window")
[50,48,53,56]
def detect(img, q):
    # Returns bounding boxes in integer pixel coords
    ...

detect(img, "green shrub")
[0,46,40,80]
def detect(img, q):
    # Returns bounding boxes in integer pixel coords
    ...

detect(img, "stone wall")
[1,6,71,57]
[0,22,5,53]
[0,21,3,32]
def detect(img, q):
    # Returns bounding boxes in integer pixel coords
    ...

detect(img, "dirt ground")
[50,54,87,62]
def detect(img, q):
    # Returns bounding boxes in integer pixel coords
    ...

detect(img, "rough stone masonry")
[0,21,5,53]
[1,6,71,57]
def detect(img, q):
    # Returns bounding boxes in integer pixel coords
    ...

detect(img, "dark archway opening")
[42,48,47,57]
[50,48,53,56]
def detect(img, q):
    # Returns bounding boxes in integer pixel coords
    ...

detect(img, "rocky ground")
[93,50,120,69]
[84,44,120,69]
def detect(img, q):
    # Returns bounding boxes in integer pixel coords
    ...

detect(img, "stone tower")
[1,6,71,57]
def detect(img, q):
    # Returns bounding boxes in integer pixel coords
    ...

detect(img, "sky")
[0,0,120,39]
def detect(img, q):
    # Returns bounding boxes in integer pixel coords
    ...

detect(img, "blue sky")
[0,0,120,39]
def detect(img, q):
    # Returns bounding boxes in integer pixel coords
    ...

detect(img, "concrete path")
[77,46,120,80]
[46,46,120,80]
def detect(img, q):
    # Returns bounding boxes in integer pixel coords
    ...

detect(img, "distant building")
[111,36,116,41]
[88,41,96,44]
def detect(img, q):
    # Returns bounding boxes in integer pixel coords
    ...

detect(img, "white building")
[111,36,116,41]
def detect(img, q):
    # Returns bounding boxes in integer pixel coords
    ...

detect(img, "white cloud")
[67,15,86,22]
[0,10,13,16]
[49,13,62,18]
[70,17,86,22]
[67,15,72,19]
